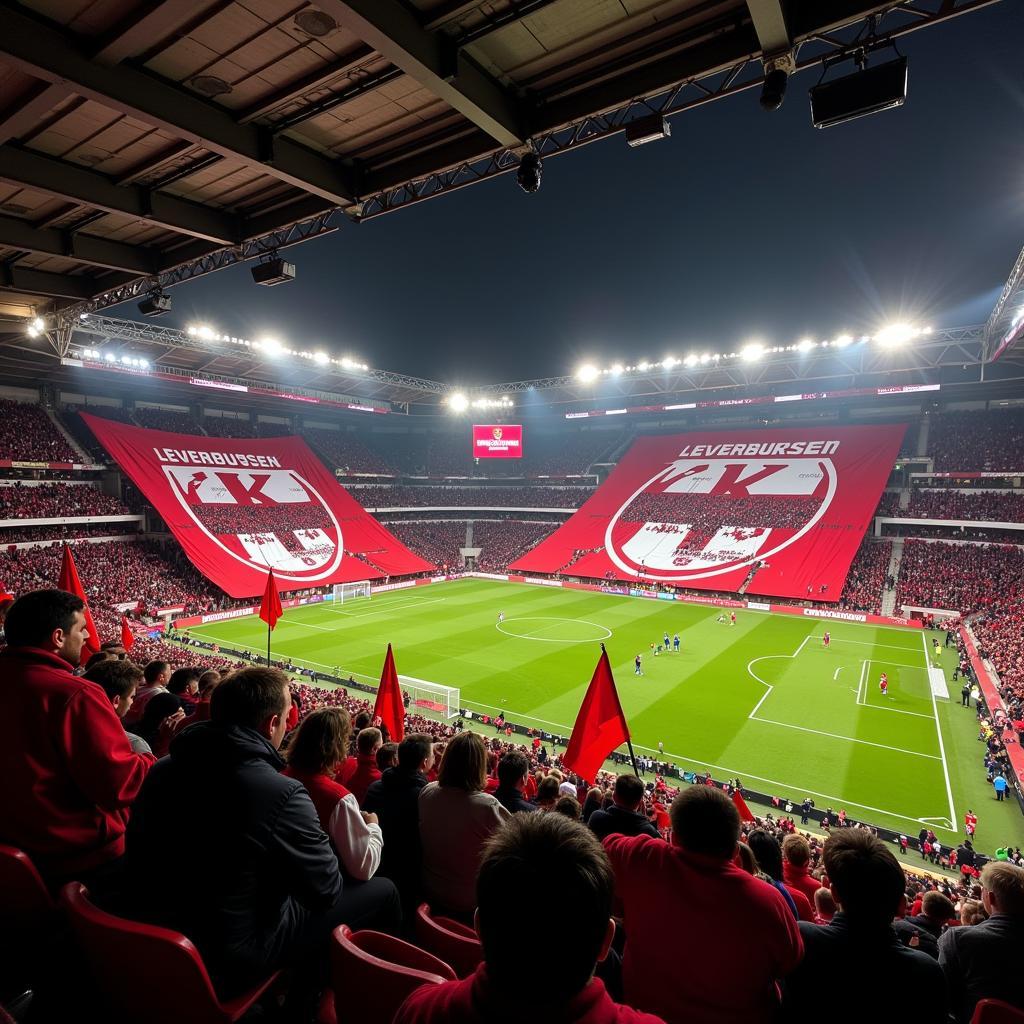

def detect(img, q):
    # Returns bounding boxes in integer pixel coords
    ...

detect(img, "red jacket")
[395,964,666,1024]
[338,752,382,806]
[605,834,803,1024]
[783,861,824,906]
[0,646,155,883]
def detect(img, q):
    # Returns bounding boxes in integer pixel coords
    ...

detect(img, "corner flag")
[563,647,631,784]
[258,569,283,630]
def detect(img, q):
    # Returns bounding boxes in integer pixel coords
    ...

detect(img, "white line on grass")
[856,661,867,705]
[827,637,924,652]
[859,658,935,718]
[750,718,942,760]
[330,596,446,619]
[745,633,814,719]
[923,630,957,830]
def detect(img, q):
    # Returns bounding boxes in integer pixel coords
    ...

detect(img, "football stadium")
[1,1,1023,1022]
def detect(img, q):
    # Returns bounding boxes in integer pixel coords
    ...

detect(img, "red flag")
[732,790,755,823]
[258,570,283,630]
[58,544,101,662]
[563,648,630,784]
[120,615,135,652]
[373,643,405,743]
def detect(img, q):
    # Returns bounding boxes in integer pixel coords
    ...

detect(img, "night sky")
[120,2,1024,385]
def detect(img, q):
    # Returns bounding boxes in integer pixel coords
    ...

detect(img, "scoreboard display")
[472,424,523,459]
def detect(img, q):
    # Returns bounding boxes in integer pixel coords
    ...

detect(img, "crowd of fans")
[835,539,892,614]
[0,522,139,544]
[621,492,822,533]
[349,485,593,509]
[202,417,258,437]
[131,407,205,434]
[0,482,130,520]
[472,520,555,572]
[389,522,466,571]
[191,503,334,538]
[928,408,1024,472]
[884,524,1024,544]
[305,428,399,475]
[904,489,1024,522]
[895,540,1024,613]
[0,400,80,463]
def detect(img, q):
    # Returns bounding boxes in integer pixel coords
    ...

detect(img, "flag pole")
[267,620,271,668]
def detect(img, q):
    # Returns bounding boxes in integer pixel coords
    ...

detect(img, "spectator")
[893,890,955,959]
[339,726,383,805]
[605,786,802,1024]
[377,741,399,772]
[166,667,201,714]
[746,830,815,922]
[83,659,152,755]
[780,829,946,1019]
[134,692,185,758]
[782,834,823,906]
[535,774,560,811]
[555,795,582,820]
[283,708,384,882]
[395,813,665,1024]
[813,888,835,925]
[0,589,154,887]
[589,774,661,842]
[493,752,538,814]
[939,862,1024,1022]
[419,732,510,919]
[363,733,434,913]
[126,660,171,726]
[118,667,400,1000]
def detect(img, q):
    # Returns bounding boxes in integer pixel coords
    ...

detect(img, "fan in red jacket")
[782,834,826,906]
[337,726,383,805]
[604,788,802,1024]
[395,812,666,1024]
[0,590,155,886]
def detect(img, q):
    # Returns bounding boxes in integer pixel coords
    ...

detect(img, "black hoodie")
[363,766,428,900]
[120,720,341,988]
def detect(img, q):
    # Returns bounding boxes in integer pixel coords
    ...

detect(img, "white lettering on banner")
[746,601,771,611]
[154,447,282,469]
[524,577,563,587]
[677,441,841,458]
[801,608,867,623]
[202,606,256,623]
[370,580,418,594]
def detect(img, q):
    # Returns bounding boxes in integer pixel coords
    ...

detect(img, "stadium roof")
[0,0,1002,323]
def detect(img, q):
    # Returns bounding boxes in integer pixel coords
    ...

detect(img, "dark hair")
[581,788,604,823]
[397,732,434,772]
[84,651,112,670]
[782,833,811,867]
[353,711,372,731]
[746,829,784,881]
[497,751,529,788]
[210,667,289,730]
[921,890,955,922]
[197,671,220,697]
[437,731,487,791]
[143,660,170,684]
[137,692,183,746]
[85,659,143,702]
[286,707,351,775]
[613,773,645,809]
[822,829,906,923]
[376,742,398,771]
[554,795,581,819]
[537,775,560,803]
[4,590,84,648]
[669,787,739,859]
[167,667,200,695]
[477,814,612,1001]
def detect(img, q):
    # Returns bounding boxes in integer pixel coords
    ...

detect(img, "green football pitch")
[178,578,1023,851]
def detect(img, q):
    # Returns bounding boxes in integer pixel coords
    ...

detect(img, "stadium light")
[577,364,599,383]
[258,337,284,357]
[313,351,329,365]
[516,152,542,193]
[796,337,815,352]
[833,334,854,348]
[684,354,699,368]
[448,392,469,412]
[874,323,925,346]
[624,113,671,147]
[610,363,624,376]
[741,342,765,362]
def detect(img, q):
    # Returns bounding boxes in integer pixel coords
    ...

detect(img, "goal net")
[332,581,371,604]
[401,677,462,720]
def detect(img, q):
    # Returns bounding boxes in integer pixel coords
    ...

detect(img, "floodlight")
[760,67,789,112]
[251,257,295,286]
[833,334,853,348]
[31,316,44,331]
[625,113,671,147]
[684,354,699,368]
[259,337,283,357]
[516,152,542,193]
[26,323,40,338]
[874,323,917,346]
[741,342,765,362]
[797,338,815,352]
[138,291,171,317]
[448,393,469,412]
[577,364,599,383]
[313,351,330,365]
[610,363,624,376]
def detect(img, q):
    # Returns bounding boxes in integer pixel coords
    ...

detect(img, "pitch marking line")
[833,667,842,681]
[924,630,957,830]
[750,718,942,760]
[495,617,612,644]
[330,596,447,619]
[827,637,923,652]
[859,659,934,718]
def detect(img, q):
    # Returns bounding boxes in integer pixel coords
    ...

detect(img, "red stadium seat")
[60,882,280,1024]
[414,903,484,978]
[972,1000,1024,1024]
[318,924,456,1024]
[0,845,58,997]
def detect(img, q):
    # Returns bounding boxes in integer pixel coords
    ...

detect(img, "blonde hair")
[981,862,1024,916]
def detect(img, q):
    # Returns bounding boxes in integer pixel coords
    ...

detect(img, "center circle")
[496,616,612,643]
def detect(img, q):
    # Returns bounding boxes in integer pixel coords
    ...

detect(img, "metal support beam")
[0,81,73,145]
[745,0,790,54]
[90,0,204,66]
[0,263,95,299]
[0,215,158,273]
[0,145,240,244]
[317,0,528,147]
[0,3,358,206]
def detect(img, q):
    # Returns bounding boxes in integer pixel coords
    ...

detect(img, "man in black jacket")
[493,752,538,815]
[781,829,947,1020]
[118,667,400,999]
[363,732,434,912]
[587,774,659,842]
[893,890,955,959]
[939,861,1024,1022]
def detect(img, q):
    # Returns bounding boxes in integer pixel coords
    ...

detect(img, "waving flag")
[258,569,283,630]
[58,544,101,662]
[373,643,405,743]
[563,648,630,784]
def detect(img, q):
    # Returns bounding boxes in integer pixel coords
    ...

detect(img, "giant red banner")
[82,415,435,598]
[511,425,905,601]
[472,424,523,459]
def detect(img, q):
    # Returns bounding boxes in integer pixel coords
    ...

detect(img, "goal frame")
[332,581,371,604]
[401,677,461,720]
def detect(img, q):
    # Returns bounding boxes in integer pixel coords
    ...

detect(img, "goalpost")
[401,677,461,720]
[332,580,371,604]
